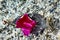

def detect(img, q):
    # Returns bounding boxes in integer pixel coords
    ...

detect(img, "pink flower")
[16,13,36,36]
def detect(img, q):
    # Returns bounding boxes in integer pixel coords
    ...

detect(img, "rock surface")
[0,0,60,40]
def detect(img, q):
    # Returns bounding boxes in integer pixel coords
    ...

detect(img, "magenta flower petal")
[21,28,31,36]
[23,22,32,29]
[16,13,36,36]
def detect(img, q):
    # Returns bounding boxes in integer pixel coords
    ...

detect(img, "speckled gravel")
[0,0,60,40]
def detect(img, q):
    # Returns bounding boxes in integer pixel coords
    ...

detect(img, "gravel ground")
[0,0,60,40]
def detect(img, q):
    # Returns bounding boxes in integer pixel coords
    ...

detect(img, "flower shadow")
[29,13,46,36]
